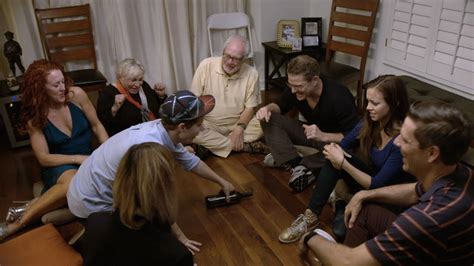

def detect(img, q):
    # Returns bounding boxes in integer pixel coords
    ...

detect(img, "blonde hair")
[116,58,145,80]
[113,142,177,230]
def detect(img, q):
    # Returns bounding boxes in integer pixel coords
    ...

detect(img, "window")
[384,0,473,98]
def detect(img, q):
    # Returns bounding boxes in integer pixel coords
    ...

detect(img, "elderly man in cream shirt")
[190,35,264,158]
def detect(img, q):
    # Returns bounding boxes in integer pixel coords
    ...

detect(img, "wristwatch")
[237,122,247,130]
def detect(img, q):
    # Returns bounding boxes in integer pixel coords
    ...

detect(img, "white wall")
[249,0,312,90]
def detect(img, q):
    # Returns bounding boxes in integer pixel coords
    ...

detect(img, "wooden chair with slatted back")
[34,4,107,92]
[319,0,380,111]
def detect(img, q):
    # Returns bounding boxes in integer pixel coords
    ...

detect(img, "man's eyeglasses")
[223,53,244,63]
[286,81,310,91]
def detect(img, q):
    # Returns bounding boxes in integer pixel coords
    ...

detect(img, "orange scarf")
[115,80,156,121]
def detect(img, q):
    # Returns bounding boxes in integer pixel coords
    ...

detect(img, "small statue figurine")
[3,31,25,77]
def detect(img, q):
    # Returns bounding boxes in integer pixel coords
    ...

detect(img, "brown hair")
[20,59,73,129]
[359,75,409,158]
[113,142,177,230]
[408,101,471,165]
[287,55,320,82]
[161,116,204,130]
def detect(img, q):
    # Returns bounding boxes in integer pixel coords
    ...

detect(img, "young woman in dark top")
[279,75,414,243]
[97,58,167,136]
[0,59,108,240]
[82,142,195,266]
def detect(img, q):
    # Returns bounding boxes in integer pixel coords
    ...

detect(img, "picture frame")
[301,17,322,48]
[277,20,300,48]
[292,37,302,51]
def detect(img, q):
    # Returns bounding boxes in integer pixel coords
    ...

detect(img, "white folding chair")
[207,12,254,61]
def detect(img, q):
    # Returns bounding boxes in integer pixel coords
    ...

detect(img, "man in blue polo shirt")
[299,101,473,265]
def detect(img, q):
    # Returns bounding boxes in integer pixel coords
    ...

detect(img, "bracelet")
[304,229,337,246]
[303,230,318,246]
[339,157,345,169]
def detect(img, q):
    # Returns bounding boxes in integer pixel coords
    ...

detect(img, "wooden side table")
[262,41,325,90]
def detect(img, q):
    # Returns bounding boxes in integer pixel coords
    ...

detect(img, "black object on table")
[262,41,325,91]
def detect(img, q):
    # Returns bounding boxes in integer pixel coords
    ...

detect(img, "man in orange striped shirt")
[299,101,473,265]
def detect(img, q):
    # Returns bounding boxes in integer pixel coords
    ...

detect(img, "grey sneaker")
[278,209,320,243]
[263,153,279,167]
[288,165,316,192]
[263,152,301,169]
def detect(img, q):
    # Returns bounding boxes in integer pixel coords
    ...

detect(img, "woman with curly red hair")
[0,59,108,240]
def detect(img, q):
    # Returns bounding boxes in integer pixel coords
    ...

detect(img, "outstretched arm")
[191,161,235,199]
[171,223,202,255]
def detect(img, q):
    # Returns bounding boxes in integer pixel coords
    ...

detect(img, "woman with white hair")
[97,58,167,136]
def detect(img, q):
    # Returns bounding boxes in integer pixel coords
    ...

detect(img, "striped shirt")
[366,165,474,265]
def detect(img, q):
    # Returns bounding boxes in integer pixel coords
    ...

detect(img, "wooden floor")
[171,153,335,265]
[0,128,336,265]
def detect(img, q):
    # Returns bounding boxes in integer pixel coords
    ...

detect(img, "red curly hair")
[20,59,73,129]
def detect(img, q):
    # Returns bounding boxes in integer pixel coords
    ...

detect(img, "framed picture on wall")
[277,20,300,48]
[301,17,322,48]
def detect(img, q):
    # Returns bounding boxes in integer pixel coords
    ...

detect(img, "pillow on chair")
[0,224,83,266]
[33,181,76,225]
[42,208,77,225]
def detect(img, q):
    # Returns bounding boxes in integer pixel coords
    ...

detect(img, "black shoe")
[288,165,316,193]
[332,200,347,242]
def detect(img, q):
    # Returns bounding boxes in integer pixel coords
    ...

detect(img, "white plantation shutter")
[385,0,474,98]
[386,0,435,71]
[428,0,474,91]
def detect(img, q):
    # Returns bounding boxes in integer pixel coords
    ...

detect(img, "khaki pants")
[193,116,263,158]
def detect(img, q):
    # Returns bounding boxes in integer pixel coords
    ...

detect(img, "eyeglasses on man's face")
[286,80,311,91]
[223,53,244,63]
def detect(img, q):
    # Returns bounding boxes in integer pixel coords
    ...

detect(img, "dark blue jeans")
[307,153,373,215]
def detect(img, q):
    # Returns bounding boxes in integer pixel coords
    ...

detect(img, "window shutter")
[428,0,474,92]
[384,0,473,98]
[385,0,435,72]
